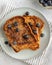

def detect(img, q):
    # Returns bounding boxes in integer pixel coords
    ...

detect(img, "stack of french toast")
[3,15,44,52]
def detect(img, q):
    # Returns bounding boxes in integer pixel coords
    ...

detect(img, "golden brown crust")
[23,15,44,35]
[3,15,44,52]
[32,16,44,34]
[23,16,40,41]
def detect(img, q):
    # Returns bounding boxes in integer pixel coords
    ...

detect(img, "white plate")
[0,7,50,60]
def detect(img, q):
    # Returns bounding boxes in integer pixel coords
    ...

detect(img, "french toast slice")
[23,16,40,41]
[32,16,44,34]
[3,16,39,52]
[23,15,44,35]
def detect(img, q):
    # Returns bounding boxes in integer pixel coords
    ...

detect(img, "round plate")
[0,7,50,60]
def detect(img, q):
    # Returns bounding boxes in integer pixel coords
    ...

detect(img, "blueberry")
[39,0,44,4]
[25,11,29,16]
[15,28,19,32]
[28,22,33,27]
[13,41,17,45]
[23,34,29,39]
[32,30,37,34]
[42,3,48,7]
[13,22,18,26]
[47,0,52,6]
[40,33,44,37]
[44,0,48,2]
[8,24,11,29]
[36,23,40,28]
[5,41,8,45]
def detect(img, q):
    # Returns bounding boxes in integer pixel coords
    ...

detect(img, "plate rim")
[0,7,51,60]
